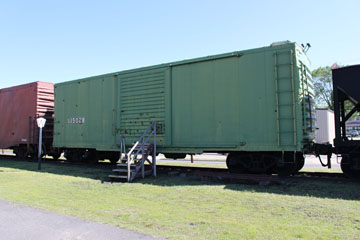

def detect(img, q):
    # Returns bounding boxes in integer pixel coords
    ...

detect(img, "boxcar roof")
[55,42,300,86]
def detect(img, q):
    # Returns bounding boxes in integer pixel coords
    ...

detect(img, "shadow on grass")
[0,158,113,181]
[139,174,360,201]
[1,157,359,201]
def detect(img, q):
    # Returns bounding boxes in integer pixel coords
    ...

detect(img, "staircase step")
[134,145,152,149]
[132,143,151,146]
[108,175,128,179]
[112,168,137,173]
[133,148,152,153]
[134,144,151,148]
[112,168,128,173]
[117,163,138,167]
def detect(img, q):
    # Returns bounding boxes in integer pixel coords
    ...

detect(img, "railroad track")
[0,155,356,184]
[155,165,354,184]
[0,155,114,169]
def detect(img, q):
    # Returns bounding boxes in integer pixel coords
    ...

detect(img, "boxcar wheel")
[85,151,99,164]
[109,152,120,164]
[226,153,247,173]
[274,163,296,176]
[341,155,360,179]
[64,151,74,161]
[274,152,296,176]
[64,150,82,162]
[15,149,27,158]
[51,152,61,161]
[294,153,305,173]
[240,153,277,173]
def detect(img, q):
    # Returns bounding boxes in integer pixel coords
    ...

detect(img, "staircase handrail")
[119,135,126,157]
[126,121,157,181]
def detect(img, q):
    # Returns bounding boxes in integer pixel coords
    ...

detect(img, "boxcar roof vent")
[270,40,291,47]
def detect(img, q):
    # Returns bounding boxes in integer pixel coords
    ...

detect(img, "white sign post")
[37,117,46,170]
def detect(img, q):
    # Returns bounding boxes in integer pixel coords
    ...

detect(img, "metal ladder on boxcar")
[109,121,157,182]
[273,50,297,147]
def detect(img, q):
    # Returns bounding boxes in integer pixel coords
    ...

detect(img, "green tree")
[311,66,333,110]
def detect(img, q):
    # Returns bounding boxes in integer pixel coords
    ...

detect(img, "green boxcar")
[54,42,316,173]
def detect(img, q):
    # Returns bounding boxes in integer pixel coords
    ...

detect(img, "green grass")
[0,159,359,240]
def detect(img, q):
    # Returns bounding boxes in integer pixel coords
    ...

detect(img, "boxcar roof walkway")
[0,200,163,240]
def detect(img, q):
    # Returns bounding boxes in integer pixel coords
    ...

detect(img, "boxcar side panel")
[54,42,312,154]
[0,82,54,149]
[54,76,118,150]
[171,51,280,150]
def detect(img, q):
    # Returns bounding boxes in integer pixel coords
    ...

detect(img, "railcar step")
[112,168,136,173]
[108,175,128,179]
[134,147,152,151]
[117,163,138,167]
[134,144,151,148]
[132,143,151,146]
[134,143,152,147]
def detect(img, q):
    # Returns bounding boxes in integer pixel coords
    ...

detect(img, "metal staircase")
[109,121,157,182]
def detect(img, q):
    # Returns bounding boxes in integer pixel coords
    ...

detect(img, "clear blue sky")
[0,0,359,88]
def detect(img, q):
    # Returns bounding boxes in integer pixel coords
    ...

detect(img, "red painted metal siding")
[0,82,54,149]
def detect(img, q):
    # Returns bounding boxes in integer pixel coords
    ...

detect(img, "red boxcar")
[0,82,60,158]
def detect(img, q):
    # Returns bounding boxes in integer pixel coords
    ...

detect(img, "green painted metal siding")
[170,49,300,151]
[171,54,270,147]
[54,76,118,150]
[54,42,314,153]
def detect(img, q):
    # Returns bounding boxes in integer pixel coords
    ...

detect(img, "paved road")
[0,200,163,240]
